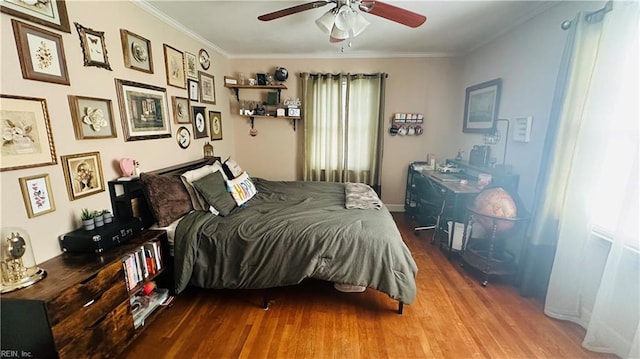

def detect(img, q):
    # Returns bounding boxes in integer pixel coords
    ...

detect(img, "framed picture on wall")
[1,0,71,33]
[60,151,105,201]
[209,111,222,141]
[188,79,199,102]
[463,78,501,133]
[163,43,186,89]
[192,106,207,139]
[115,78,171,141]
[11,19,70,85]
[120,29,153,73]
[198,71,216,105]
[172,96,191,124]
[185,52,197,79]
[19,173,55,218]
[74,22,111,70]
[68,95,117,139]
[0,95,57,172]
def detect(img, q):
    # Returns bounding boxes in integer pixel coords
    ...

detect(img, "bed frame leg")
[398,301,404,315]
[262,289,270,310]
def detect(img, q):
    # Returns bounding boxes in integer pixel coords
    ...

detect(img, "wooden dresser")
[0,230,171,359]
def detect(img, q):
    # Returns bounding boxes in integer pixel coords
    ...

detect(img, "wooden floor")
[122,213,614,359]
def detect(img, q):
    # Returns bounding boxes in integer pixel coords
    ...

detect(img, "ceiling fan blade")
[359,1,426,28]
[330,36,345,43]
[258,1,331,21]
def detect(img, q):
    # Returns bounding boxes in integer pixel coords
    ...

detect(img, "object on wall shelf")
[224,82,287,101]
[390,113,424,136]
[513,116,532,143]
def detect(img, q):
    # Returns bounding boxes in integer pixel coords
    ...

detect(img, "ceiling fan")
[257,1,427,45]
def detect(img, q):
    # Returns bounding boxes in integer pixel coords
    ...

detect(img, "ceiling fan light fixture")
[315,8,337,34]
[330,23,350,40]
[351,12,370,37]
[334,4,356,31]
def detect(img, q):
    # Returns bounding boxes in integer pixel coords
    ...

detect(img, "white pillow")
[226,171,257,206]
[180,161,226,210]
[222,158,244,179]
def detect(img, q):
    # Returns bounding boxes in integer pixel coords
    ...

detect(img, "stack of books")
[122,239,163,292]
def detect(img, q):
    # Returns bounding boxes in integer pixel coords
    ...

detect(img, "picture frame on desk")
[463,78,501,134]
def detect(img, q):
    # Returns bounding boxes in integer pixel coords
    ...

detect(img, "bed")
[138,158,418,313]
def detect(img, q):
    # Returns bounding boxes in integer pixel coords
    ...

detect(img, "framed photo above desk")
[463,78,501,134]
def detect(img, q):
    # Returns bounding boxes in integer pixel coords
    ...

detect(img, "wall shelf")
[224,83,287,101]
[242,114,301,131]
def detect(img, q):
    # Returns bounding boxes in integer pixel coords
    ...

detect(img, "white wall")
[1,1,234,263]
[456,1,606,211]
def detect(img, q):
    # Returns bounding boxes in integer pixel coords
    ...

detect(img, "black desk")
[406,163,480,255]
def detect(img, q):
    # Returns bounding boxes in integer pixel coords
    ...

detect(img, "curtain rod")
[561,0,613,30]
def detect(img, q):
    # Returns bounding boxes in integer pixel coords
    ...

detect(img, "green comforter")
[174,178,418,304]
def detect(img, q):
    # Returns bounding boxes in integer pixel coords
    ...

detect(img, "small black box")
[59,218,143,254]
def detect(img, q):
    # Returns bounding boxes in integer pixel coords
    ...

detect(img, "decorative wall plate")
[176,126,191,149]
[198,49,210,70]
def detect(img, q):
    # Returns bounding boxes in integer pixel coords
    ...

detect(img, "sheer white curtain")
[543,1,639,358]
[300,73,385,187]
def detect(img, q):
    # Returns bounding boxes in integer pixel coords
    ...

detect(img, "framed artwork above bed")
[115,78,171,141]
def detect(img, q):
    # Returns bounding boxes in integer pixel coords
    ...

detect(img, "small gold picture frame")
[172,96,191,124]
[198,71,216,105]
[61,151,105,201]
[67,95,116,139]
[163,43,185,89]
[19,173,55,218]
[74,22,111,70]
[120,29,153,73]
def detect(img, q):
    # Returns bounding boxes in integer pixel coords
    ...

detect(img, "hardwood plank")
[121,213,615,359]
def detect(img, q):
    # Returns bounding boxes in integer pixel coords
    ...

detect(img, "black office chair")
[413,174,450,244]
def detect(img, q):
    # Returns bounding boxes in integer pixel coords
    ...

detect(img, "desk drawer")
[55,299,134,359]
[47,260,126,326]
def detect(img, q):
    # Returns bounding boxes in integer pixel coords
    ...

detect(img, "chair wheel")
[481,280,488,287]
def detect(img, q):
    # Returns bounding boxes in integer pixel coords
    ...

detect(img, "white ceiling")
[139,1,558,58]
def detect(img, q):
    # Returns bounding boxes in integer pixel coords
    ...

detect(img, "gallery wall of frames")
[0,0,233,263]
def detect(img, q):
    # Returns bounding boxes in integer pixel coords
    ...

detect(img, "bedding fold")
[344,182,383,210]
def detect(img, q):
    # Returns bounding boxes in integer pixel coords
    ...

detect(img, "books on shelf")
[122,239,163,292]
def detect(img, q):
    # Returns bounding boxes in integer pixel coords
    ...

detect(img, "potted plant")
[102,209,113,224]
[81,208,95,231]
[93,210,104,228]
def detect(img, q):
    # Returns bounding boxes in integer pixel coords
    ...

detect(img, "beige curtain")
[537,1,639,357]
[300,73,386,188]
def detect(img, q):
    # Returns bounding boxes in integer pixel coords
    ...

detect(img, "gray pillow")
[192,171,236,216]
